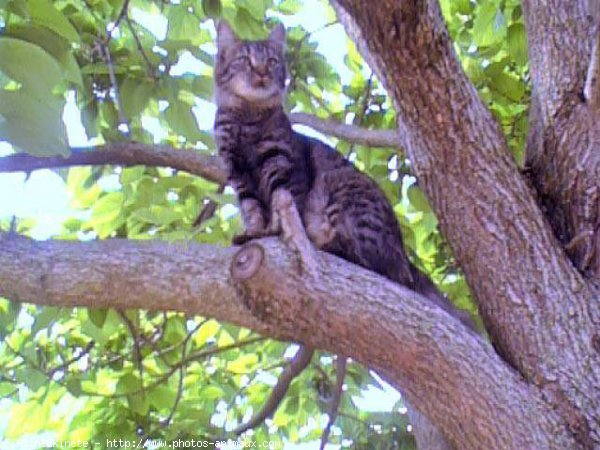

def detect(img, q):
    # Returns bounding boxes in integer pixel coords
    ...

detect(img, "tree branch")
[522,0,600,280]
[0,111,401,181]
[522,0,596,121]
[231,346,314,435]
[0,142,228,184]
[0,234,576,449]
[289,112,398,148]
[319,356,346,450]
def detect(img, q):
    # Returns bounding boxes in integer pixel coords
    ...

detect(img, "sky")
[0,0,404,447]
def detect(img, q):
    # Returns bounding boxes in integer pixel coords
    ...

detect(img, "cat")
[214,20,466,314]
[213,19,473,437]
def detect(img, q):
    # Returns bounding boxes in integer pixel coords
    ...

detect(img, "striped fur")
[214,21,472,324]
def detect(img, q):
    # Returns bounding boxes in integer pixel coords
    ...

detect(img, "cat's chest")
[237,123,264,146]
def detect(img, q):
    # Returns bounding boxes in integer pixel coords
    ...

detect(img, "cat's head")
[215,21,287,109]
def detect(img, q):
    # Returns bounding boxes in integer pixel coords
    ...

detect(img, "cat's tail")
[409,265,476,330]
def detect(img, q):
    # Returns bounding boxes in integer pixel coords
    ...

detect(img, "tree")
[0,0,598,449]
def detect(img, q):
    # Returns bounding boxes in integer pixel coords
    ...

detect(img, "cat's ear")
[217,20,239,51]
[268,23,286,47]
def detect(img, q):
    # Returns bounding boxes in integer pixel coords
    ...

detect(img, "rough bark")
[405,399,454,450]
[0,234,577,449]
[522,0,600,279]
[330,0,600,446]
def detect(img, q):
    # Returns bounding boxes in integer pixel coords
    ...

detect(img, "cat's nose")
[252,75,270,88]
[253,64,269,77]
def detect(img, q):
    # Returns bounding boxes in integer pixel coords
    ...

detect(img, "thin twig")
[231,345,314,435]
[346,72,373,158]
[98,41,130,133]
[319,356,347,450]
[126,17,157,79]
[194,185,225,227]
[105,0,131,43]
[48,341,95,377]
[119,311,145,392]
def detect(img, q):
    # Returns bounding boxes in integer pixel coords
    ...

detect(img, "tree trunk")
[330,0,600,447]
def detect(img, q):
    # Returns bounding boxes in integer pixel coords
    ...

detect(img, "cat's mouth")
[251,76,271,89]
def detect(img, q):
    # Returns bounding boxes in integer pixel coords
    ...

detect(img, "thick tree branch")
[330,0,600,445]
[0,234,577,449]
[522,0,595,122]
[289,112,399,148]
[522,0,600,279]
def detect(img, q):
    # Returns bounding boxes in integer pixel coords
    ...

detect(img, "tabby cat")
[214,20,465,317]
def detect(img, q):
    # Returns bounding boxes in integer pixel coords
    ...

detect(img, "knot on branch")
[230,242,276,322]
[231,243,264,281]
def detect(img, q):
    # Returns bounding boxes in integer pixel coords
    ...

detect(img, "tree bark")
[0,234,577,449]
[330,0,600,446]
[522,0,600,279]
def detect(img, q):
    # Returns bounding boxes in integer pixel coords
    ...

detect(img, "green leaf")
[278,0,302,14]
[66,378,83,397]
[6,401,50,438]
[25,370,47,391]
[192,75,213,99]
[5,25,83,87]
[120,166,146,186]
[128,393,150,415]
[202,0,222,18]
[91,192,124,225]
[0,90,69,156]
[89,192,125,237]
[237,0,268,21]
[233,8,265,39]
[0,37,62,95]
[131,206,181,226]
[167,5,199,41]
[149,385,177,410]
[200,385,224,400]
[227,353,258,374]
[28,0,81,43]
[491,72,525,101]
[89,308,108,328]
[120,77,154,120]
[0,299,20,338]
[164,100,202,141]
[164,316,187,344]
[473,2,506,47]
[116,372,141,394]
[31,306,60,334]
[407,186,431,213]
[508,23,528,65]
[194,320,220,346]
[453,0,473,15]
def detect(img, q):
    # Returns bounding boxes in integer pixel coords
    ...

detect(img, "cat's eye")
[234,55,250,65]
[267,57,278,68]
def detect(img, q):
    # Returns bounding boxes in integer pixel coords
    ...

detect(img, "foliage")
[0,0,529,447]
